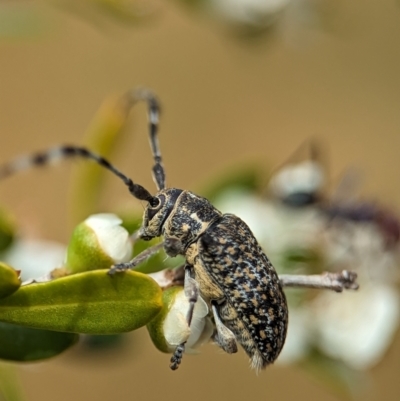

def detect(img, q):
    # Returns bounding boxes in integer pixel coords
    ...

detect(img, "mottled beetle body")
[0,89,288,370]
[141,187,288,369]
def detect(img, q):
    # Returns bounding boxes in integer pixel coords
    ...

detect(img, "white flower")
[276,306,313,364]
[84,214,132,264]
[163,289,214,352]
[323,219,400,284]
[65,213,133,273]
[1,238,66,282]
[313,284,400,370]
[147,287,214,354]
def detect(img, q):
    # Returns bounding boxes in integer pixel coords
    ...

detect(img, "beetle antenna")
[127,88,166,191]
[0,145,155,203]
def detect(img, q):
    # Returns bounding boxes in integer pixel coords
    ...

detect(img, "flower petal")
[314,284,400,370]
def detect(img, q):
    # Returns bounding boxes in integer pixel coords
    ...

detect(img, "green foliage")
[0,263,20,299]
[131,238,168,274]
[0,322,78,362]
[68,93,134,224]
[65,221,116,274]
[119,212,142,235]
[56,0,155,29]
[0,364,24,401]
[199,163,264,203]
[281,247,325,274]
[0,208,15,252]
[0,3,48,39]
[92,0,150,24]
[0,270,162,334]
[81,333,124,350]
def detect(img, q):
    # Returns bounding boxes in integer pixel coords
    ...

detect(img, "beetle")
[0,88,288,370]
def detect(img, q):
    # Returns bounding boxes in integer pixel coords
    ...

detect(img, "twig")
[279,270,359,292]
[139,241,359,293]
[151,268,359,293]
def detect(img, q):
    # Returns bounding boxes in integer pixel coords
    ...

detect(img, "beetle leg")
[164,237,184,257]
[211,302,238,354]
[170,265,199,370]
[183,266,200,327]
[129,229,141,244]
[108,242,164,274]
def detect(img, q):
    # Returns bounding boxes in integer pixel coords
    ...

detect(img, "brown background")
[0,1,400,400]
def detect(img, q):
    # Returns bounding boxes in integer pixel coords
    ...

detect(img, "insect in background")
[321,169,400,249]
[0,88,288,371]
[268,140,400,249]
[267,140,326,207]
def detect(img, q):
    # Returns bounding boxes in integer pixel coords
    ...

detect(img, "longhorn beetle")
[0,88,288,371]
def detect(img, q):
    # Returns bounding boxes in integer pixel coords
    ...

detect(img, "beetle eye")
[147,194,166,220]
[149,197,160,208]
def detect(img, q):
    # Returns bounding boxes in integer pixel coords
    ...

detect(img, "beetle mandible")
[0,88,288,371]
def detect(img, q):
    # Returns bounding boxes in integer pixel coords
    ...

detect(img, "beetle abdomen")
[199,214,288,368]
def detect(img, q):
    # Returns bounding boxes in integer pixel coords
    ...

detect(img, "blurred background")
[0,0,400,400]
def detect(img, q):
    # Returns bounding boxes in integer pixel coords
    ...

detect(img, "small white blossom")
[276,306,313,364]
[323,220,400,284]
[163,289,214,352]
[1,238,66,282]
[313,284,400,370]
[84,214,132,264]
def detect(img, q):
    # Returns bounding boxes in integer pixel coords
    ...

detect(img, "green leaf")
[0,322,78,362]
[0,270,162,334]
[0,3,49,39]
[276,248,326,306]
[93,0,153,24]
[81,334,123,350]
[281,247,324,274]
[132,239,164,274]
[0,262,20,299]
[65,221,115,274]
[120,212,142,235]
[68,93,135,225]
[0,207,15,252]
[56,0,156,28]
[198,163,265,203]
[0,364,24,401]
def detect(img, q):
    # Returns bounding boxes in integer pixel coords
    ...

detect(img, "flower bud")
[65,214,132,274]
[147,286,213,354]
[0,261,20,299]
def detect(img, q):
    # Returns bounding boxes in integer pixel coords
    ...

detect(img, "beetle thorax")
[162,191,222,252]
[140,189,222,254]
